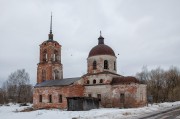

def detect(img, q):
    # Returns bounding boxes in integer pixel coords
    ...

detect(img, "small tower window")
[43,50,47,62]
[114,61,116,70]
[49,95,52,103]
[53,69,59,80]
[42,69,46,81]
[45,54,47,61]
[93,79,96,84]
[87,80,90,84]
[104,60,108,69]
[93,61,97,70]
[54,50,58,61]
[100,79,103,83]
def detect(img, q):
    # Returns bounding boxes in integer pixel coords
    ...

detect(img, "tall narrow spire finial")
[48,12,53,41]
[50,12,52,34]
[100,30,102,36]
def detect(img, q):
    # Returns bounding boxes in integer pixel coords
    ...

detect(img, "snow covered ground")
[0,101,180,119]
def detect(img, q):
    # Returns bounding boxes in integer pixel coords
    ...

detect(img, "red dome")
[88,44,116,57]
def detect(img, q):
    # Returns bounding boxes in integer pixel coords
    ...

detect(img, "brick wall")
[84,82,147,108]
[33,85,84,109]
[111,84,147,108]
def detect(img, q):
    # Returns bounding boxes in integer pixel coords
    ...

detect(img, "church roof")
[82,71,121,77]
[111,76,139,85]
[88,44,116,57]
[35,77,81,87]
[42,40,60,44]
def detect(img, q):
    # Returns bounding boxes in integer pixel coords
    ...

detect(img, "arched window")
[93,61,97,70]
[114,61,116,70]
[93,79,96,84]
[97,94,101,101]
[43,50,47,62]
[49,95,52,103]
[54,50,58,61]
[100,79,103,83]
[87,80,90,84]
[53,69,59,80]
[42,69,46,81]
[104,60,108,69]
[39,95,42,102]
[59,94,62,103]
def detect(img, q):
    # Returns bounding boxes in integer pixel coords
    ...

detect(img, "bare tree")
[0,88,5,104]
[2,69,33,103]
[136,66,180,103]
[136,65,149,83]
[165,66,180,101]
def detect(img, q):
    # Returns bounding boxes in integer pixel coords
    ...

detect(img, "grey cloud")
[0,0,180,86]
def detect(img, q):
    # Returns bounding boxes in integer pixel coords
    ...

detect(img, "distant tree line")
[0,69,33,104]
[1,67,179,104]
[136,66,180,103]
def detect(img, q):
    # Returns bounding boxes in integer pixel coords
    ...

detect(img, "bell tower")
[37,14,63,84]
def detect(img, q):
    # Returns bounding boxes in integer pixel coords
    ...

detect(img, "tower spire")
[50,12,52,34]
[48,12,53,41]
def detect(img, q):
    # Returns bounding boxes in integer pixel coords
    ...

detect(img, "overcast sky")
[0,0,180,86]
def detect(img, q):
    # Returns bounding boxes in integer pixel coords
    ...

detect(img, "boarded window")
[93,61,97,69]
[93,79,96,84]
[59,95,62,103]
[39,95,42,102]
[104,60,108,69]
[120,93,125,103]
[97,94,101,101]
[140,93,143,101]
[49,95,52,103]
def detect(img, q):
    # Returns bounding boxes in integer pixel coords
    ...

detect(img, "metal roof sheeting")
[111,76,139,85]
[88,44,116,57]
[35,77,81,87]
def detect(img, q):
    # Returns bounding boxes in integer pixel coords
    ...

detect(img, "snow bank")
[0,101,180,119]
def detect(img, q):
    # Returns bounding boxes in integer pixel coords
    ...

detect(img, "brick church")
[33,16,147,109]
